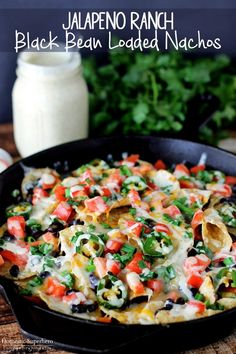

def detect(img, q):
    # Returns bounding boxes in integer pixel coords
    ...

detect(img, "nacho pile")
[1,154,236,324]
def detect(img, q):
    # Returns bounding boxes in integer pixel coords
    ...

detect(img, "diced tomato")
[45,277,66,297]
[147,181,159,190]
[179,179,196,189]
[206,183,232,198]
[106,259,121,275]
[32,187,49,205]
[146,279,163,293]
[225,176,236,185]
[154,223,172,236]
[126,252,150,274]
[106,239,123,253]
[164,205,181,218]
[166,290,180,302]
[70,185,89,198]
[63,292,77,302]
[190,165,205,175]
[184,254,211,275]
[54,185,67,202]
[125,154,140,164]
[106,170,123,188]
[187,273,203,288]
[174,164,190,178]
[7,216,26,238]
[154,159,166,170]
[84,196,109,214]
[232,242,236,253]
[126,272,145,294]
[99,186,112,197]
[52,201,72,222]
[0,255,4,266]
[79,169,95,185]
[187,300,206,314]
[43,232,55,242]
[126,220,143,237]
[94,257,107,279]
[191,210,204,239]
[42,232,58,250]
[128,189,141,205]
[41,173,57,190]
[27,240,42,247]
[97,316,112,323]
[0,250,27,267]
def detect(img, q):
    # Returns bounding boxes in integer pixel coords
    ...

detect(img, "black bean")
[128,295,149,305]
[9,265,19,277]
[68,219,84,226]
[190,288,198,296]
[2,231,15,242]
[47,221,64,233]
[176,297,186,305]
[164,299,174,310]
[89,273,99,289]
[66,289,77,295]
[71,303,98,314]
[188,248,197,257]
[39,271,51,279]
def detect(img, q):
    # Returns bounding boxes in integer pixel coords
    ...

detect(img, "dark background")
[0,0,236,124]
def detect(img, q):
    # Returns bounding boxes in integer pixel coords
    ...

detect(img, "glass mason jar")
[12,50,88,157]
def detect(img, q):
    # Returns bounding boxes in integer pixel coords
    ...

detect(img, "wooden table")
[0,123,235,354]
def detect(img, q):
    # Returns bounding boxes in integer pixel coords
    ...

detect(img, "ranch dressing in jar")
[12,50,88,157]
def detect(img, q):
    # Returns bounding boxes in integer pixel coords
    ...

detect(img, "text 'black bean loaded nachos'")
[0,153,236,324]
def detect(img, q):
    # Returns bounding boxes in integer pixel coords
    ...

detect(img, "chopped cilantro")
[195,293,205,301]
[19,288,32,296]
[129,207,137,216]
[30,243,53,256]
[195,241,213,259]
[88,224,96,232]
[139,270,156,281]
[156,265,176,282]
[61,271,74,288]
[223,257,234,267]
[71,231,84,244]
[102,196,109,202]
[232,269,236,287]
[163,214,182,226]
[138,260,147,269]
[86,258,95,272]
[184,230,193,239]
[196,170,213,183]
[120,165,132,176]
[100,222,111,229]
[28,276,43,287]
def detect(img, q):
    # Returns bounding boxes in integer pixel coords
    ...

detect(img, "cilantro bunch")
[84,49,236,144]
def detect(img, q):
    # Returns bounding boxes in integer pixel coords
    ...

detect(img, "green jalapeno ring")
[123,176,147,191]
[143,232,173,257]
[75,233,104,258]
[6,202,32,218]
[96,275,127,309]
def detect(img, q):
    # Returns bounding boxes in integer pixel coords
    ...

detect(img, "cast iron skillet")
[0,136,236,354]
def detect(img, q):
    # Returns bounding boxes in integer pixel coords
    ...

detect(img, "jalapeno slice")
[6,202,32,218]
[123,176,147,191]
[96,275,127,309]
[143,232,173,257]
[75,233,104,258]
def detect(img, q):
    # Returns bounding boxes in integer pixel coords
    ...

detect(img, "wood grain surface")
[0,123,235,354]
